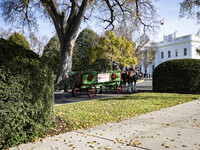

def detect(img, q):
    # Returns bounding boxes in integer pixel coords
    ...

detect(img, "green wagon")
[71,71,122,98]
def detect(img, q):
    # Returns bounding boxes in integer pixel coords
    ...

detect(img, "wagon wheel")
[72,87,81,97]
[116,85,122,94]
[87,86,97,98]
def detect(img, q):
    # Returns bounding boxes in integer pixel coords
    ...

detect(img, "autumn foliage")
[88,31,137,68]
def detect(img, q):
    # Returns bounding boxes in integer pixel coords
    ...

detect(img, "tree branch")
[69,0,92,36]
[135,0,148,27]
[104,0,115,30]
[40,0,63,40]
[67,0,78,25]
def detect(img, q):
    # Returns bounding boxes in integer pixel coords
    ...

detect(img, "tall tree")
[113,22,157,67]
[88,31,137,68]
[72,28,99,71]
[8,32,30,49]
[1,0,157,84]
[42,35,60,74]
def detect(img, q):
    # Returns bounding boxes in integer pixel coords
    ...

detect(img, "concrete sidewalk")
[10,98,200,150]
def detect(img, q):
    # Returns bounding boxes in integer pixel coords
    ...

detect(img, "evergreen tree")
[72,28,99,71]
[42,35,60,74]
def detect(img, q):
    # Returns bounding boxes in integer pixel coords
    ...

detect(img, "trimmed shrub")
[153,59,200,94]
[0,38,54,149]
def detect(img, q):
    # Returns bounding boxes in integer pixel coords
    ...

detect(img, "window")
[168,51,171,58]
[184,48,187,56]
[175,49,178,57]
[161,52,164,58]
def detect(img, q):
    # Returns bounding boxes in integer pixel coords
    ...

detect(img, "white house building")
[139,32,200,75]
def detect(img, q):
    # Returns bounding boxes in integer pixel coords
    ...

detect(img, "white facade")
[139,33,200,75]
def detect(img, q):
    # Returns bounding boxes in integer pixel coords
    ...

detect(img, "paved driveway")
[54,78,152,105]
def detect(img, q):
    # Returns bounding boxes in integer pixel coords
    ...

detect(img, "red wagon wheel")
[72,88,81,97]
[87,86,97,98]
[116,85,122,94]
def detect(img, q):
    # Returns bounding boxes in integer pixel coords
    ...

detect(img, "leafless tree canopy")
[0,27,13,39]
[1,0,157,32]
[180,0,200,23]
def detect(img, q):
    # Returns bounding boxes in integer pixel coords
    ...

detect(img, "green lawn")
[54,93,200,131]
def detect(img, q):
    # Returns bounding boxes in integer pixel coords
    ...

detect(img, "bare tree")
[180,0,200,23]
[136,41,157,75]
[1,0,158,84]
[29,33,48,55]
[0,27,13,39]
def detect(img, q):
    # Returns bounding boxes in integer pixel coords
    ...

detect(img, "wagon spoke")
[116,85,122,94]
[87,86,97,98]
[72,88,81,97]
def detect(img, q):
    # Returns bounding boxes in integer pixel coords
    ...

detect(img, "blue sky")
[154,0,200,41]
[0,0,199,42]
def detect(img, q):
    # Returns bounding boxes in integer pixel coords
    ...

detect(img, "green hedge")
[0,38,54,149]
[153,59,200,94]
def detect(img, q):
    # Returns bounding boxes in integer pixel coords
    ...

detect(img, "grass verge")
[54,92,199,132]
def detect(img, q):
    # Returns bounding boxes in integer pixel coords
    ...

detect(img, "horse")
[121,68,138,93]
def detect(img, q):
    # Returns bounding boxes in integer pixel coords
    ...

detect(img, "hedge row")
[153,59,200,94]
[0,38,54,149]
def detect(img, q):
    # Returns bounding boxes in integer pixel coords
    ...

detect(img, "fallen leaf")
[88,141,93,144]
[89,145,95,148]
[113,141,118,144]
[116,138,120,142]
[161,143,170,148]
[55,147,61,150]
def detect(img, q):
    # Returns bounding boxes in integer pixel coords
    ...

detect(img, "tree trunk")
[47,0,95,85]
[55,38,75,85]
